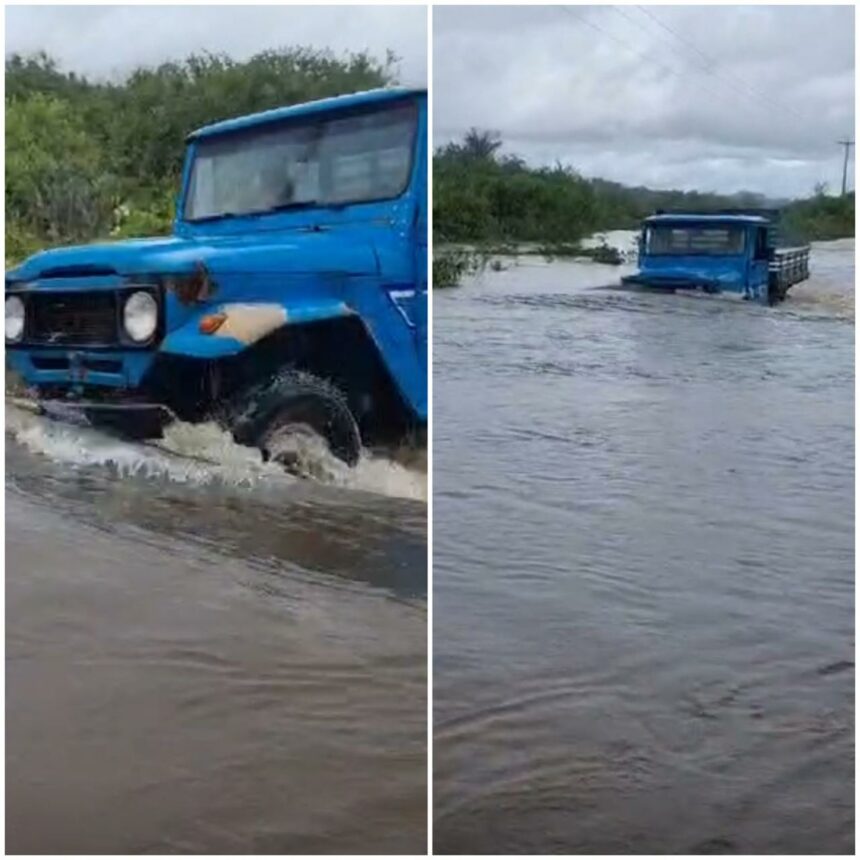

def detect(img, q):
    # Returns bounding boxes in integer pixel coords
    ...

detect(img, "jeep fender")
[158,299,354,359]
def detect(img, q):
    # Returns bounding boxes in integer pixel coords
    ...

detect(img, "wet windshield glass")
[184,101,417,221]
[646,225,746,256]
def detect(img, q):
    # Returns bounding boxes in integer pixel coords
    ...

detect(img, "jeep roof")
[187,86,427,141]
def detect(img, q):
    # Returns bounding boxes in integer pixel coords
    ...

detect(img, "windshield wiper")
[186,211,241,224]
[253,200,322,215]
[187,200,330,224]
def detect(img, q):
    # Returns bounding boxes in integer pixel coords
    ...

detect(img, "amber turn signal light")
[199,312,227,334]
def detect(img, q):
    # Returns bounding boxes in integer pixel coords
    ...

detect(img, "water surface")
[6,414,426,853]
[433,239,854,854]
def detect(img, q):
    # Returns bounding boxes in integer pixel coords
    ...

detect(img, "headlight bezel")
[121,289,159,344]
[5,294,26,343]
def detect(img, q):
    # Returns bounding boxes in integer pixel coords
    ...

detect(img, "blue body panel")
[7,88,428,423]
[623,213,771,303]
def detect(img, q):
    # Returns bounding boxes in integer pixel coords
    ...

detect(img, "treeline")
[782,191,855,243]
[434,129,855,247]
[6,49,395,261]
[434,131,602,244]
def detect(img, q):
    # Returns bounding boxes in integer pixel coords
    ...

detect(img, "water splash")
[581,229,639,261]
[5,400,426,502]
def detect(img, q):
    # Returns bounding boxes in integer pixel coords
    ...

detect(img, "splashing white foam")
[6,400,426,502]
[581,229,639,261]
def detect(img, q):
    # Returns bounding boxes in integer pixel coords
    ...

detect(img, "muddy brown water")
[6,415,426,853]
[433,238,854,854]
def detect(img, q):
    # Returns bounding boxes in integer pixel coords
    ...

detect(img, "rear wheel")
[230,370,361,468]
[768,274,787,305]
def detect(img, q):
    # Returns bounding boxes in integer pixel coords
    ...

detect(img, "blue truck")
[622,210,810,305]
[6,87,427,468]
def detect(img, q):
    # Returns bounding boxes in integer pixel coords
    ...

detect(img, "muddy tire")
[230,370,361,467]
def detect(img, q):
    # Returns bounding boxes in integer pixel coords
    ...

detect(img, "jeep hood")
[7,230,381,283]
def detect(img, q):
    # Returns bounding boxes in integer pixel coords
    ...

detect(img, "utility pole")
[837,138,854,196]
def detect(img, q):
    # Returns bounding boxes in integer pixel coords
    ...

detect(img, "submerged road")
[6,415,427,853]
[434,238,854,854]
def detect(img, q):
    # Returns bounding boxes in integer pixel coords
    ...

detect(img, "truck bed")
[771,245,810,289]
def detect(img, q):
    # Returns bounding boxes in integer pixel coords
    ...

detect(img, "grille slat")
[29,292,118,346]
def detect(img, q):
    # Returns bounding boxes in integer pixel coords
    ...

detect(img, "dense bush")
[433,247,484,288]
[782,190,854,243]
[6,48,396,262]
[6,93,116,245]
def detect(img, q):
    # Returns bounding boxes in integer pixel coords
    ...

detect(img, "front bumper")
[7,344,219,427]
[6,347,157,389]
[11,396,177,439]
[621,273,721,291]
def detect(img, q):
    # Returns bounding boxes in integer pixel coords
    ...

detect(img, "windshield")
[184,100,418,221]
[645,225,746,256]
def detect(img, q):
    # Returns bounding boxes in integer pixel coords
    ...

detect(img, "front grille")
[28,292,118,346]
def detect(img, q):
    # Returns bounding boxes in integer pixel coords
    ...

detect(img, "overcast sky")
[5,5,427,86]
[434,5,854,199]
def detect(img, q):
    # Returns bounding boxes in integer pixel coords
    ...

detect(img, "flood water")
[433,238,854,854]
[6,412,426,853]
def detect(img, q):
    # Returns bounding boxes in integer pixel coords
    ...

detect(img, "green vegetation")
[433,247,479,289]
[434,130,602,246]
[8,62,853,278]
[6,49,396,263]
[782,187,855,243]
[434,129,854,286]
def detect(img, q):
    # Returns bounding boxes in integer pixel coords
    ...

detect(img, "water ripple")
[434,237,854,854]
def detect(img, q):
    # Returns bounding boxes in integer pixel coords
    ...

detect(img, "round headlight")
[5,295,25,343]
[123,291,158,343]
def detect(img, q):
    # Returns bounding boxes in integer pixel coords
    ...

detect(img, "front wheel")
[230,370,361,468]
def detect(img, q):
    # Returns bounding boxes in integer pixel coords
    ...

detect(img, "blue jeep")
[622,210,810,305]
[6,88,427,468]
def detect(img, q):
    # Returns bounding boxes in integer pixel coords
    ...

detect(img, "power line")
[631,5,819,128]
[549,5,848,197]
[557,6,724,101]
[607,4,820,131]
[557,5,779,131]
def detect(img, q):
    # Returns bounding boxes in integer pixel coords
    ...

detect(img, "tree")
[462,128,502,161]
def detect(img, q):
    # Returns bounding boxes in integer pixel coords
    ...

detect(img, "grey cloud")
[433,5,854,198]
[5,4,427,87]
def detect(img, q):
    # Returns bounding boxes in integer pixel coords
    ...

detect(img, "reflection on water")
[433,239,854,854]
[6,413,426,853]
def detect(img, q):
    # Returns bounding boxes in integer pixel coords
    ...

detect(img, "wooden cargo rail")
[770,246,810,290]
